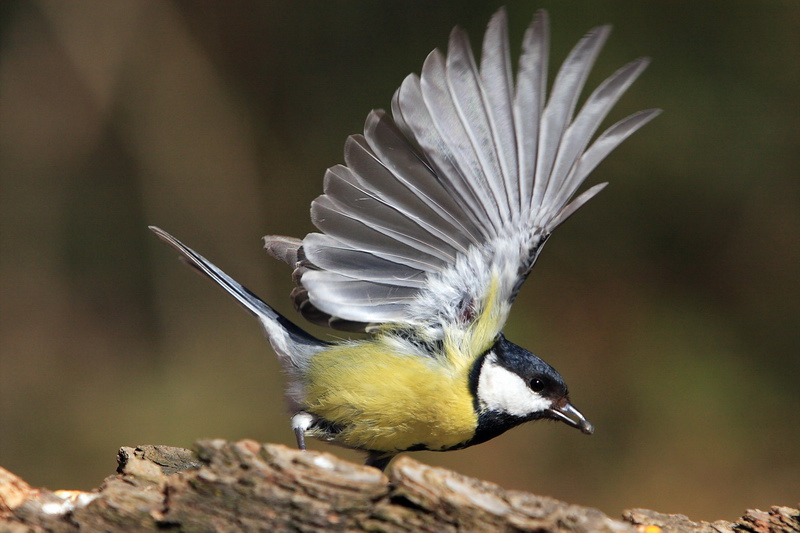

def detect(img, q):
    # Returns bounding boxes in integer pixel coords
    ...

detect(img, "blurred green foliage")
[1,0,797,521]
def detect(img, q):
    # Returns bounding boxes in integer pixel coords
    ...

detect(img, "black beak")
[547,402,594,435]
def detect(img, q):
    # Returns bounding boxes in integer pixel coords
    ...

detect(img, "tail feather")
[149,227,326,367]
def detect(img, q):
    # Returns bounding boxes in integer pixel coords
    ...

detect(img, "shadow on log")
[1,439,797,532]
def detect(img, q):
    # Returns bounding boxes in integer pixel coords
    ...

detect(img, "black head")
[471,335,593,436]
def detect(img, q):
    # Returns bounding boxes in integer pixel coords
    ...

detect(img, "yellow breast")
[302,338,478,453]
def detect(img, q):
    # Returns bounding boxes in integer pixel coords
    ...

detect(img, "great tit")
[151,8,659,471]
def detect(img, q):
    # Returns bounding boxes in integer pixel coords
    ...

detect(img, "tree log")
[1,439,797,532]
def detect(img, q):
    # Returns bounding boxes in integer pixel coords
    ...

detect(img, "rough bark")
[1,439,797,532]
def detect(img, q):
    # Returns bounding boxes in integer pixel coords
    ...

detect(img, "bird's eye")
[530,378,545,393]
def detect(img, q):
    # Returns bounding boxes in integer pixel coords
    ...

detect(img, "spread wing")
[265,9,660,353]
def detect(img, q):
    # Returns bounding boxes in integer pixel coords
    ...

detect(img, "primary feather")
[266,8,660,353]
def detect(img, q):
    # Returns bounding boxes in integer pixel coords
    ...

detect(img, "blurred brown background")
[1,0,798,522]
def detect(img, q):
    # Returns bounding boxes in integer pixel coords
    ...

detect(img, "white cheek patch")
[477,353,551,417]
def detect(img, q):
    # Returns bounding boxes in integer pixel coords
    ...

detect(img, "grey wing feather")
[445,27,509,225]
[263,235,302,266]
[531,24,610,219]
[396,70,495,238]
[323,164,458,263]
[542,59,651,221]
[310,194,448,272]
[277,8,659,334]
[515,10,549,220]
[302,234,427,287]
[480,8,519,221]
[342,136,467,256]
[422,48,504,233]
[377,105,483,247]
[566,108,662,202]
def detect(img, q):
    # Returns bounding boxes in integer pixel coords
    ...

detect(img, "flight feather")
[265,8,660,350]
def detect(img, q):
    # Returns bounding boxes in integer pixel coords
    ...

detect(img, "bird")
[150,8,659,471]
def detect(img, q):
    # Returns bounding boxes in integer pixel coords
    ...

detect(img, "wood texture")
[1,440,797,532]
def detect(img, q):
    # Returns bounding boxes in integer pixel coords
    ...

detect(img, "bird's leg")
[291,412,315,451]
[365,451,396,471]
[294,427,306,450]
